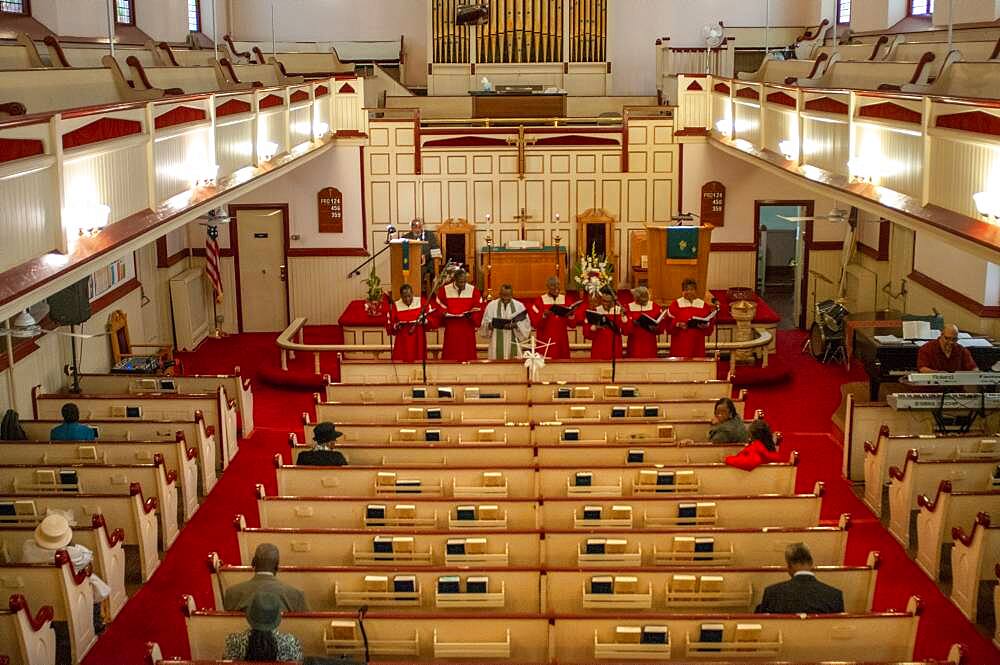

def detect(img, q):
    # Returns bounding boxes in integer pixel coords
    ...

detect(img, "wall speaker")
[48,278,92,326]
[456,3,489,25]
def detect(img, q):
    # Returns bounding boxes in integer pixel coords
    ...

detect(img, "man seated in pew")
[223,543,308,612]
[295,422,347,467]
[21,514,110,638]
[665,278,717,357]
[387,284,432,363]
[480,284,532,360]
[725,418,781,471]
[918,323,978,373]
[625,286,665,359]
[49,403,96,442]
[708,397,750,444]
[528,276,577,360]
[223,591,303,663]
[756,542,844,614]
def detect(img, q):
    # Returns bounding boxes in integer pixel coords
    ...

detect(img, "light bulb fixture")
[258,141,279,162]
[848,156,879,183]
[778,139,798,160]
[973,191,1000,224]
[65,203,111,238]
[732,138,754,152]
[190,163,219,188]
[714,119,731,136]
[315,121,330,138]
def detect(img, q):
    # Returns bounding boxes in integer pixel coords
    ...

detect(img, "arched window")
[115,0,135,26]
[188,0,201,33]
[837,0,851,25]
[910,0,934,16]
[0,0,29,15]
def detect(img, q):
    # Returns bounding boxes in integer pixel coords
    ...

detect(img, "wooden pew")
[0,34,46,69]
[545,551,880,614]
[886,450,1000,546]
[0,552,95,663]
[209,553,542,612]
[797,57,939,90]
[271,52,354,77]
[0,490,158,581]
[32,385,238,471]
[230,62,304,87]
[995,563,1000,648]
[916,60,1000,98]
[0,438,199,521]
[304,419,533,445]
[0,67,132,115]
[550,599,921,662]
[338,358,719,384]
[323,380,736,404]
[914,480,1000,579]
[14,418,217,494]
[862,425,993,516]
[533,420,721,443]
[255,487,823,531]
[0,594,56,665]
[181,596,919,663]
[0,459,179,549]
[289,437,744,466]
[234,518,544,567]
[814,38,897,62]
[73,369,254,437]
[0,514,126,618]
[315,401,532,425]
[736,57,824,83]
[126,61,232,94]
[950,512,1000,621]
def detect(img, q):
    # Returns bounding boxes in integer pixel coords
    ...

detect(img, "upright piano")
[853,326,1000,401]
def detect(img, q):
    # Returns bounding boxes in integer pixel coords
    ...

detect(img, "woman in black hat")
[296,421,348,466]
[223,591,303,662]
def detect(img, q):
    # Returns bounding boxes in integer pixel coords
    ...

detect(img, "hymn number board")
[700,181,725,227]
[318,187,344,233]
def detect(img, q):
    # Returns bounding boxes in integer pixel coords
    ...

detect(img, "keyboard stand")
[929,390,986,435]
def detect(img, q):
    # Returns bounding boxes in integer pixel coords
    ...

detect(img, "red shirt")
[916,339,977,373]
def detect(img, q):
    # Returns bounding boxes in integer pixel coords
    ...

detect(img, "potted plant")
[364,265,384,317]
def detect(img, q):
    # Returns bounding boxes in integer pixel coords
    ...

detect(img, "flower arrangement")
[364,265,384,316]
[572,245,614,296]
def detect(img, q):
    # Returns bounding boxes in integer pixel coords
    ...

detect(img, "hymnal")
[676,470,696,486]
[59,470,78,487]
[605,539,627,554]
[456,505,476,520]
[392,536,414,553]
[615,626,641,644]
[627,449,644,463]
[696,502,717,518]
[482,471,504,486]
[366,504,386,520]
[125,406,142,419]
[466,576,488,593]
[585,310,618,329]
[688,308,719,328]
[670,574,697,593]
[621,386,638,398]
[491,309,529,330]
[0,502,14,516]
[636,309,668,334]
[437,576,461,593]
[656,470,675,486]
[573,386,593,398]
[563,428,580,441]
[585,538,606,554]
[638,469,658,485]
[735,623,762,642]
[411,387,426,399]
[364,575,388,592]
[613,576,638,594]
[678,503,697,524]
[479,392,502,399]
[463,387,480,399]
[556,387,573,399]
[610,505,632,520]
[464,537,487,554]
[425,429,441,442]
[643,405,659,417]
[570,405,588,418]
[698,623,724,650]
[426,407,442,420]
[394,504,416,519]
[583,505,602,520]
[477,505,499,520]
[694,537,714,560]
[373,536,393,554]
[698,575,724,593]
[329,620,356,641]
[446,538,466,555]
[604,385,620,397]
[437,387,454,399]
[672,536,695,553]
[611,406,627,418]
[590,576,613,594]
[575,471,593,486]
[407,407,424,419]
[393,575,416,593]
[641,626,668,645]
[445,307,480,319]
[550,300,583,318]
[399,428,417,441]
[477,428,495,441]
[628,405,644,417]
[396,478,422,493]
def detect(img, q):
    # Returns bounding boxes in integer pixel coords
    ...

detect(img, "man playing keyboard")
[917,323,978,374]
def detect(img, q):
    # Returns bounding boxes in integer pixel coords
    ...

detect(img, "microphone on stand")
[385,225,397,244]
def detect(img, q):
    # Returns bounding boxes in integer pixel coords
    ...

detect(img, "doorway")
[230,205,290,333]
[755,201,813,330]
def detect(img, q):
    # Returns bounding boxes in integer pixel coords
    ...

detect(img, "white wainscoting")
[0,164,58,273]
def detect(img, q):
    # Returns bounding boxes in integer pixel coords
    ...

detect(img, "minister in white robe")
[480,284,532,360]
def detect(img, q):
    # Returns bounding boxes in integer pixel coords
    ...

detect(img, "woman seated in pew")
[223,591,303,662]
[708,398,750,443]
[296,422,347,466]
[724,418,781,471]
[50,403,96,442]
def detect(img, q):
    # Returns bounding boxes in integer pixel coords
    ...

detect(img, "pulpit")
[437,218,477,279]
[576,208,618,265]
[389,238,424,295]
[645,225,714,304]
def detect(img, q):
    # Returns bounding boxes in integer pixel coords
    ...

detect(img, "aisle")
[79,331,1000,664]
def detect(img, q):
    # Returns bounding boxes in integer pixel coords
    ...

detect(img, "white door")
[793,219,806,329]
[235,208,288,332]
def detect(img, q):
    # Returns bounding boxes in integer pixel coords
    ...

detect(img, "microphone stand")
[608,288,622,383]
[345,243,393,278]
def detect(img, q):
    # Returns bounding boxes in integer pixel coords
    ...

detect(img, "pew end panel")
[1,594,57,665]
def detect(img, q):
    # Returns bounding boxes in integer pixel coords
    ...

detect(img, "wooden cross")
[512,208,532,241]
[505,125,537,180]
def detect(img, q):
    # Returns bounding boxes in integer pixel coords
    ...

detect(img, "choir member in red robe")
[387,284,431,362]
[625,286,663,359]
[528,276,576,360]
[582,288,632,360]
[666,278,717,357]
[435,269,483,361]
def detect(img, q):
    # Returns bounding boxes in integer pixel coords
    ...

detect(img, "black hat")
[313,421,343,444]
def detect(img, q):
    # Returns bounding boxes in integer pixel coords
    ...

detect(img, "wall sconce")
[65,203,111,238]
[848,156,880,183]
[190,163,219,188]
[778,139,798,160]
[714,119,731,136]
[732,138,754,152]
[315,122,329,138]
[973,191,1000,224]
[258,141,279,161]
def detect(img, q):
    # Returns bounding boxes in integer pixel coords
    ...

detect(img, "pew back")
[0,594,56,665]
[915,483,1000,579]
[0,67,123,114]
[950,513,1000,621]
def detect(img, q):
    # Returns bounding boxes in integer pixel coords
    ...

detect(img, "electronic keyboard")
[888,392,1000,410]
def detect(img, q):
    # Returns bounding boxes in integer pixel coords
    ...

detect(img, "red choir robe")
[387,297,430,362]
[436,283,484,361]
[625,301,663,359]
[528,293,574,360]
[582,304,632,360]
[666,297,716,357]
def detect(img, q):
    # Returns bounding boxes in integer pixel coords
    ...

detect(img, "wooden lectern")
[645,225,714,304]
[389,238,425,295]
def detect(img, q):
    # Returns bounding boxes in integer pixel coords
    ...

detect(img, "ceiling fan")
[195,207,233,226]
[1,303,104,340]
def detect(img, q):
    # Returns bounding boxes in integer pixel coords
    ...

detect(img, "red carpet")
[79,330,1000,665]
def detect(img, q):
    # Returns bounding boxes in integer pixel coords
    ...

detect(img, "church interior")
[1,0,1000,663]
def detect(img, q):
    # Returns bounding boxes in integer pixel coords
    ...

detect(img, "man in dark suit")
[296,421,348,466]
[755,542,844,614]
[401,218,440,294]
[222,543,309,612]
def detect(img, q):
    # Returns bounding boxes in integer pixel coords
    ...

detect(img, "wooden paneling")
[0,165,57,273]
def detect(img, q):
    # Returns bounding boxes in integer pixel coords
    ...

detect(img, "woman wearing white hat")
[21,513,111,635]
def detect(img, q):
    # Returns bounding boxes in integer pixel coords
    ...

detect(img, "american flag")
[205,224,223,303]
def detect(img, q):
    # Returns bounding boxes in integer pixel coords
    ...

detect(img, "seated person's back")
[296,421,347,466]
[756,542,844,614]
[223,543,308,612]
[50,403,96,441]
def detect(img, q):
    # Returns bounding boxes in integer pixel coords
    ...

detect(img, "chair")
[629,230,648,288]
[107,310,174,374]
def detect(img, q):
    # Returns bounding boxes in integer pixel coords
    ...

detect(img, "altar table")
[480,245,567,298]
